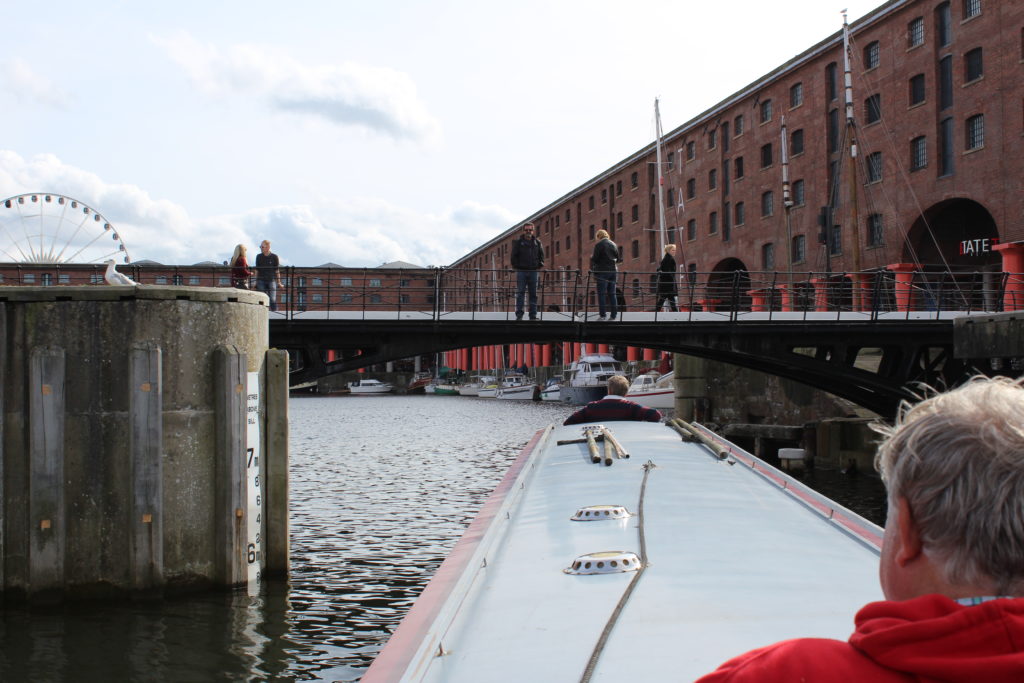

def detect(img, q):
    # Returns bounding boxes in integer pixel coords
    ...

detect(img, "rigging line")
[844,35,955,280]
[578,459,655,683]
[810,122,853,274]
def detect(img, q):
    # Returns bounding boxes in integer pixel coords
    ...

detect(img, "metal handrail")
[0,262,1015,322]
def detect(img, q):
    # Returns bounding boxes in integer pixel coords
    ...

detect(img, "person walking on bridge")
[510,222,544,321]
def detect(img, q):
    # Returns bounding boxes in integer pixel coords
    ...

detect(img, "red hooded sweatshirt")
[695,594,1024,682]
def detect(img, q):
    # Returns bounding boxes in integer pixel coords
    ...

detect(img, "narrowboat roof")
[365,421,883,682]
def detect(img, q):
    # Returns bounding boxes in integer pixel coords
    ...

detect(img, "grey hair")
[873,376,1024,594]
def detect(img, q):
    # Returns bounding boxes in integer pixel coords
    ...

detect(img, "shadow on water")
[0,395,887,681]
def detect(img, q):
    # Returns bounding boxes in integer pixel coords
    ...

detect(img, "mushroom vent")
[571,504,631,521]
[564,551,641,575]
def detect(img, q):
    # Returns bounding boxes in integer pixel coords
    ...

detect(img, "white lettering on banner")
[246,372,263,588]
[960,237,999,256]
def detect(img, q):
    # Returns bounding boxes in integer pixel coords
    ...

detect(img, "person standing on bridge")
[230,244,251,289]
[591,229,620,320]
[510,222,544,321]
[696,375,1024,682]
[655,243,678,312]
[255,240,283,312]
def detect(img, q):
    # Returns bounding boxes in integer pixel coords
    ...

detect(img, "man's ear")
[895,496,924,567]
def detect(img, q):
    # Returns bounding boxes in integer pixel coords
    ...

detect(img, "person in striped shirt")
[563,375,662,425]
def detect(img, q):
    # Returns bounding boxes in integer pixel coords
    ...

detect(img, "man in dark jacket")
[510,222,544,320]
[590,229,620,320]
[563,375,662,424]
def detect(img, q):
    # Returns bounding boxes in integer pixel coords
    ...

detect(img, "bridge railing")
[0,263,1016,321]
[266,266,1015,321]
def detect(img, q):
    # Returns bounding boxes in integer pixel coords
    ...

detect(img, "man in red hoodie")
[697,376,1024,682]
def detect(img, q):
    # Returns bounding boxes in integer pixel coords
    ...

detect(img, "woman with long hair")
[231,244,252,289]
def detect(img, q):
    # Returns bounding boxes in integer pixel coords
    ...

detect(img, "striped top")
[563,396,662,425]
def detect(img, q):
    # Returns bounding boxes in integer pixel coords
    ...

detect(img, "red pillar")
[995,243,1024,311]
[810,277,829,312]
[542,344,552,366]
[779,285,793,312]
[852,273,873,312]
[747,289,767,312]
[627,346,640,361]
[887,264,917,312]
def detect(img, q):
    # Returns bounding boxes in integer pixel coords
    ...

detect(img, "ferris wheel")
[0,193,131,264]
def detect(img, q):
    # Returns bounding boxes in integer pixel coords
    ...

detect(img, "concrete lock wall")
[0,286,287,602]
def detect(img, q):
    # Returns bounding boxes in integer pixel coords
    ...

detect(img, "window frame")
[910,135,928,171]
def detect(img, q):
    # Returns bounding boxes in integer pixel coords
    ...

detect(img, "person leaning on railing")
[695,375,1024,682]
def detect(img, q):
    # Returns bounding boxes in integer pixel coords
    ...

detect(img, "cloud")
[0,59,71,108]
[0,151,512,267]
[151,33,441,144]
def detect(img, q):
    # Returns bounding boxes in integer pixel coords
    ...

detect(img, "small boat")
[560,353,624,405]
[347,378,393,395]
[407,372,433,394]
[477,383,499,398]
[364,420,883,682]
[495,373,537,400]
[626,370,674,409]
[432,383,460,396]
[539,377,562,401]
[458,375,496,397]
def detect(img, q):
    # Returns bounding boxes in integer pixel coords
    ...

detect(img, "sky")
[0,0,884,268]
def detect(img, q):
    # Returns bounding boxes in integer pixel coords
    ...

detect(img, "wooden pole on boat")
[602,435,614,466]
[601,427,630,459]
[667,418,729,460]
[585,430,601,464]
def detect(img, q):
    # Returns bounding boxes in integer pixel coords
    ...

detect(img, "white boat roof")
[366,421,883,682]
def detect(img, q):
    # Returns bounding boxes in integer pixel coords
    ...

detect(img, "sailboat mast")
[842,10,864,292]
[655,98,667,255]
[781,116,795,286]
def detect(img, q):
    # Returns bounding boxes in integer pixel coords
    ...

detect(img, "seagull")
[103,259,137,286]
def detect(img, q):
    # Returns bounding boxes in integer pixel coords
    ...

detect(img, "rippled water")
[0,395,884,681]
[0,395,577,681]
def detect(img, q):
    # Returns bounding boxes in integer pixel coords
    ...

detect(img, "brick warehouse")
[449,0,1023,313]
[1,0,1021,388]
